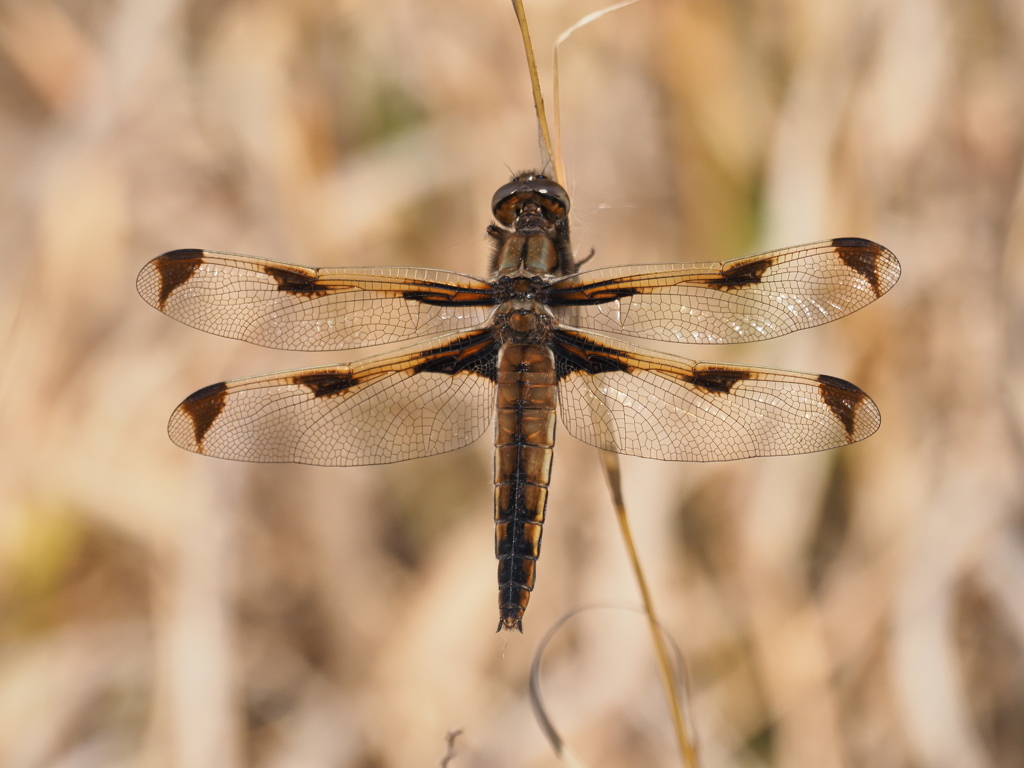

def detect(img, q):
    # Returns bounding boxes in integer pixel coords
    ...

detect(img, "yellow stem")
[600,451,699,768]
[510,0,555,173]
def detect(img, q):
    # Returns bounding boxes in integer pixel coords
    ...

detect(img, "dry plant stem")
[529,612,608,768]
[558,3,697,763]
[513,2,698,764]
[511,0,555,171]
[600,451,699,768]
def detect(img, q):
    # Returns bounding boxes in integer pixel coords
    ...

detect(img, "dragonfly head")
[491,171,570,228]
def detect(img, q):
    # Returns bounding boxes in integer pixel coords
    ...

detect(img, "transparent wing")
[138,249,495,350]
[168,330,498,466]
[548,238,899,343]
[554,328,879,462]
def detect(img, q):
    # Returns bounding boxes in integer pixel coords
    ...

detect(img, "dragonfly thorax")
[494,300,555,345]
[493,231,562,276]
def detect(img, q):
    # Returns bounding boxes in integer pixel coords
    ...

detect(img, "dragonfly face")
[138,171,900,631]
[491,172,571,228]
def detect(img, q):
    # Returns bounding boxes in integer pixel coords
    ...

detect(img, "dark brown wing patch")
[400,287,497,306]
[291,332,499,399]
[831,237,885,298]
[176,381,228,452]
[539,282,639,306]
[412,333,500,377]
[552,330,633,377]
[264,264,329,297]
[153,249,204,310]
[703,256,774,289]
[294,372,357,397]
[687,365,754,393]
[556,332,751,395]
[817,374,868,437]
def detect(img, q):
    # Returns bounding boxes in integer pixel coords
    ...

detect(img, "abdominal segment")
[494,343,557,631]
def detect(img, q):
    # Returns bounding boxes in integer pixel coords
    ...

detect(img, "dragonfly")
[137,171,900,631]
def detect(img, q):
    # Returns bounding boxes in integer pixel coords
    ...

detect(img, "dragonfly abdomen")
[494,343,557,631]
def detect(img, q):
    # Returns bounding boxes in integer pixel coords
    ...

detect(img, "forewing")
[169,330,498,466]
[138,249,495,350]
[554,329,880,461]
[548,238,899,344]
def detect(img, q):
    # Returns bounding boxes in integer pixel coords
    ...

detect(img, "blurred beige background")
[1,0,1022,766]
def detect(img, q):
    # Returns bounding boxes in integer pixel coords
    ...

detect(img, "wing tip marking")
[830,238,899,299]
[176,381,228,452]
[817,373,874,439]
[150,249,205,310]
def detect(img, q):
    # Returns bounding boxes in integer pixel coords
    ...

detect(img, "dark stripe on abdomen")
[494,343,557,632]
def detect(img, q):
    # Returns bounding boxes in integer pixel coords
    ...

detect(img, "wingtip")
[830,237,901,296]
[817,374,880,442]
[157,248,206,261]
[169,381,229,453]
[138,249,206,311]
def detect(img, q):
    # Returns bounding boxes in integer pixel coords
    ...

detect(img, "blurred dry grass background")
[0,0,1022,766]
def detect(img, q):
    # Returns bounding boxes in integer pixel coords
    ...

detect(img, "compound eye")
[491,181,524,225]
[491,175,571,225]
[533,180,570,214]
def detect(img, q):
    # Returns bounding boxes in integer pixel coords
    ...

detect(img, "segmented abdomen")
[494,343,557,631]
